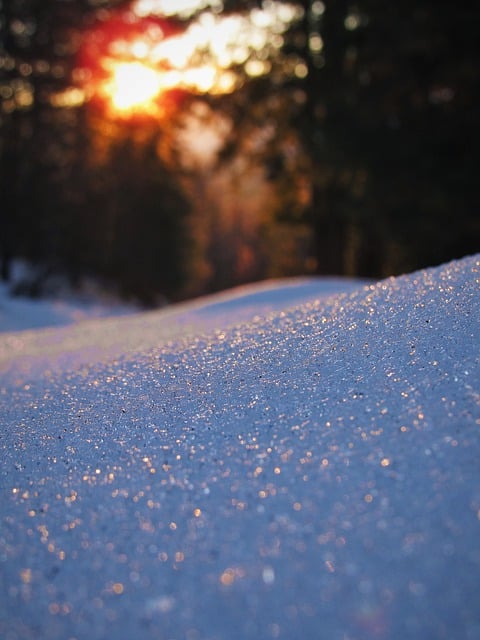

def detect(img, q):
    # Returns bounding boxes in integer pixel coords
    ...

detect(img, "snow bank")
[0,277,364,380]
[1,255,479,640]
[0,262,139,333]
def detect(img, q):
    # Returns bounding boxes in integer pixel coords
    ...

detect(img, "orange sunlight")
[74,4,300,119]
[102,61,163,114]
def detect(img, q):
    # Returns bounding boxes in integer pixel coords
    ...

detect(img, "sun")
[75,12,179,120]
[101,61,164,115]
[73,4,299,120]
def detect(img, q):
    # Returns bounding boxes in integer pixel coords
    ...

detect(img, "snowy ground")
[0,255,479,640]
[0,262,139,333]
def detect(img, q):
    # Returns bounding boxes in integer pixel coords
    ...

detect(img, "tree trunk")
[298,0,350,275]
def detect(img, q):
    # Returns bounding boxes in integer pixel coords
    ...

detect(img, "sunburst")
[101,61,163,115]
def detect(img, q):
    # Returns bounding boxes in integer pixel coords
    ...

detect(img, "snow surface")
[0,272,138,332]
[0,277,364,380]
[1,255,479,640]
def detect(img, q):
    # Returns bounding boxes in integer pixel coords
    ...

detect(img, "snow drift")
[1,255,479,640]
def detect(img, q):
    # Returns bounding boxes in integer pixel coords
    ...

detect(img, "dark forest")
[1,0,479,303]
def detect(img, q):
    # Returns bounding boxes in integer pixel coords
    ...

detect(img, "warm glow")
[50,87,86,108]
[76,3,302,119]
[103,61,163,113]
[134,0,223,19]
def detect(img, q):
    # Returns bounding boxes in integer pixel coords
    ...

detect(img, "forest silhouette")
[1,0,478,303]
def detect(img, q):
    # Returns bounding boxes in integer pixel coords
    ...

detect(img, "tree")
[89,126,192,303]
[0,0,192,301]
[0,0,94,284]
[172,0,480,278]
[290,0,480,275]
[2,0,478,299]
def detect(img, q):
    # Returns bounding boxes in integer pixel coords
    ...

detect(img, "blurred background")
[1,0,479,305]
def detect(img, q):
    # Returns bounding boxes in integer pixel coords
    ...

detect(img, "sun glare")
[77,3,301,119]
[104,61,163,113]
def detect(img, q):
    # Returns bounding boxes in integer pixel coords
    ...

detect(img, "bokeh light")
[71,2,301,119]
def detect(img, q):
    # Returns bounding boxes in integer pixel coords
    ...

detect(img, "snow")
[0,262,139,333]
[0,281,132,333]
[1,255,479,640]
[0,276,364,380]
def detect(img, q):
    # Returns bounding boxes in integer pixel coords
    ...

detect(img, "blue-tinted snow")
[0,256,479,640]
[0,269,139,333]
[0,277,363,380]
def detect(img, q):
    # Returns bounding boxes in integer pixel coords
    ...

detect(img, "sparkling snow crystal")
[1,255,479,639]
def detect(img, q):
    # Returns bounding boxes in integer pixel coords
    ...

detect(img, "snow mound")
[0,263,139,333]
[0,276,365,379]
[1,255,479,640]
